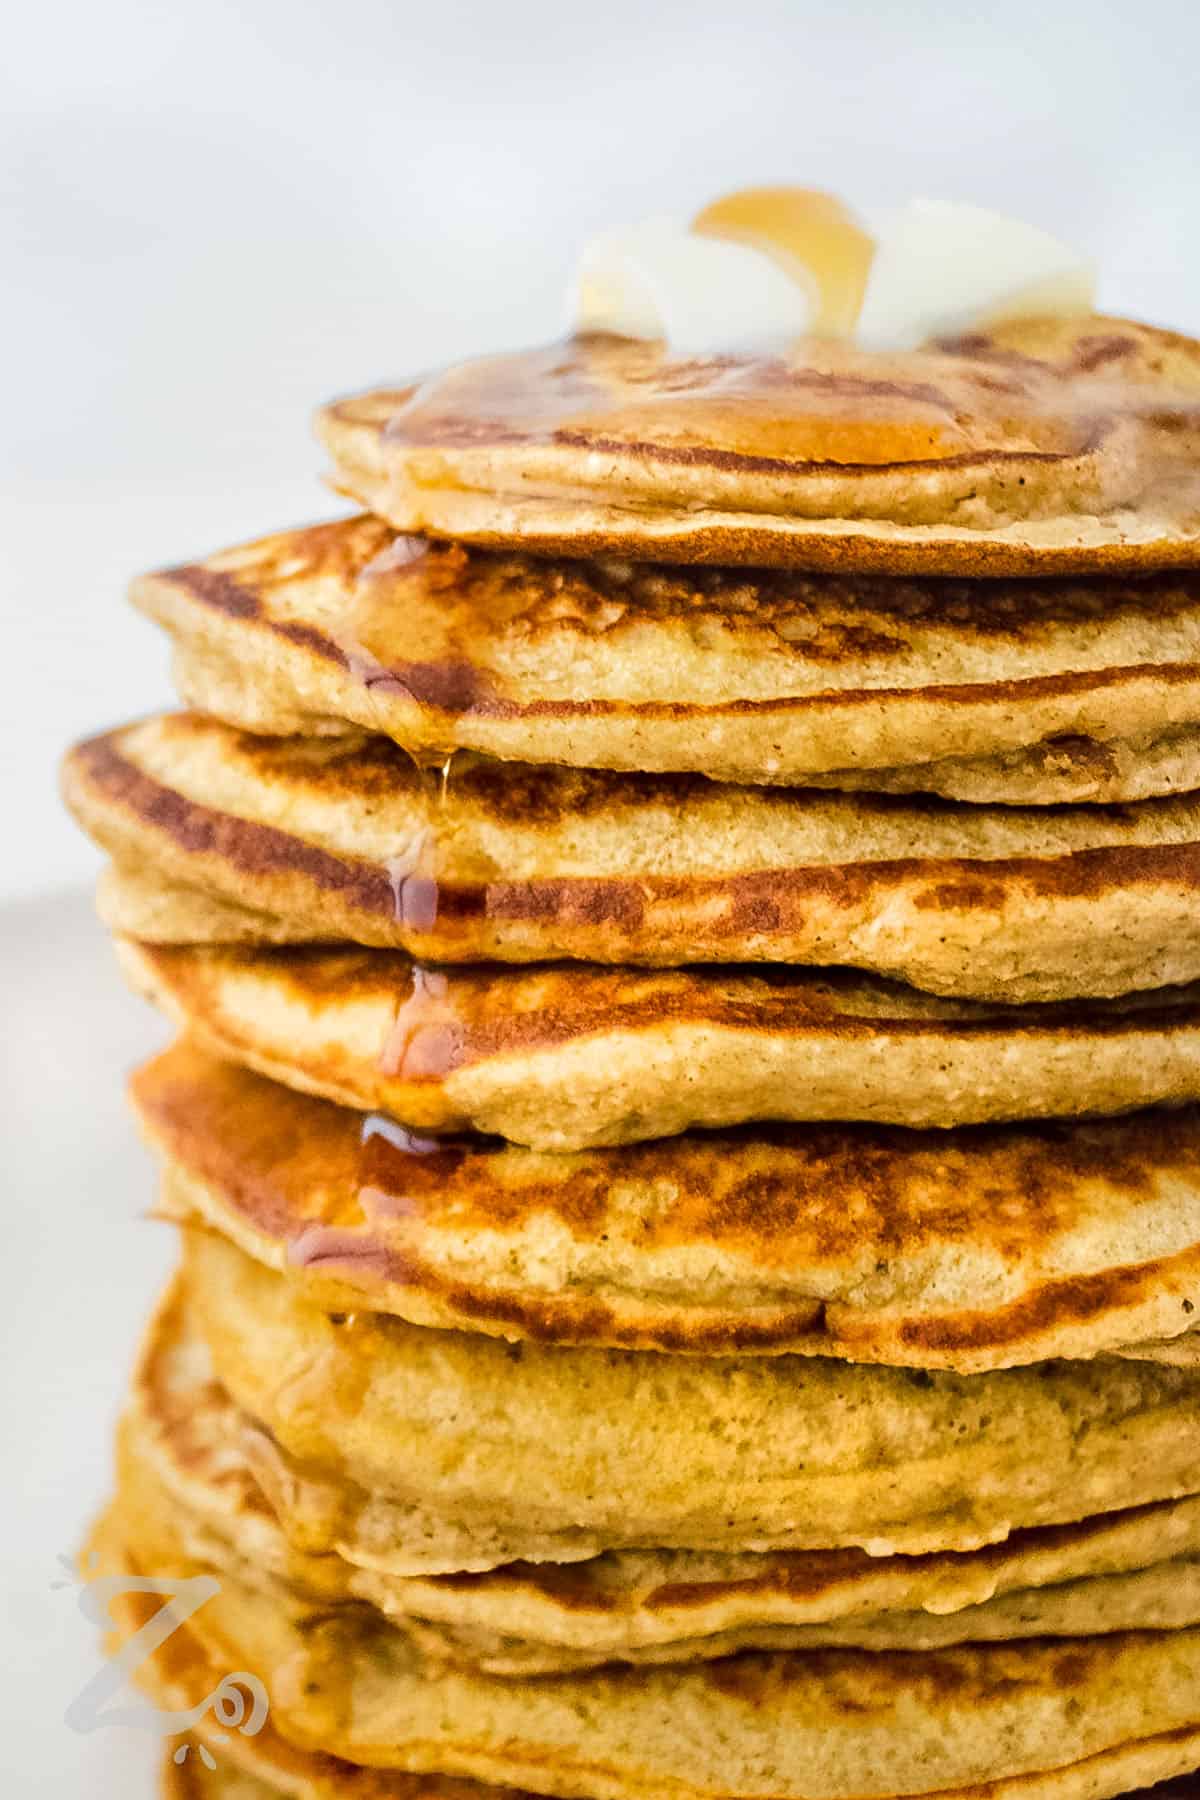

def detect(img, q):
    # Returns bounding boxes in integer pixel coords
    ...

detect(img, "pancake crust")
[133,1042,1200,1368]
[130,514,1200,804]
[165,1765,1200,1800]
[114,939,1200,1149]
[183,1229,1200,1569]
[126,1292,1200,1674]
[63,715,1200,1001]
[97,1465,1200,1800]
[316,319,1200,575]
[163,1759,280,1800]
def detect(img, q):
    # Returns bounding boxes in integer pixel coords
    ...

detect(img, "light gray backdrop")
[5,0,1200,899]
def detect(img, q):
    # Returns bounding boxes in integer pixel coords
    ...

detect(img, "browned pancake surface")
[133,1042,1200,1367]
[113,939,1200,1147]
[317,319,1200,574]
[63,713,1200,1000]
[130,514,1200,801]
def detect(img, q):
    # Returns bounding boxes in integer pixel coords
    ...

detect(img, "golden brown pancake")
[126,1291,1200,1675]
[163,1764,1200,1800]
[63,714,1200,1001]
[182,1229,1200,1570]
[130,514,1200,804]
[316,319,1200,576]
[133,1041,1200,1369]
[115,940,1200,1149]
[100,863,314,946]
[94,1463,1200,1800]
[95,1516,529,1800]
[162,1754,274,1799]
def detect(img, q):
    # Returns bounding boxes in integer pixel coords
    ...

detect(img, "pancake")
[315,318,1200,576]
[114,940,1200,1149]
[92,1515,529,1800]
[163,1758,279,1800]
[133,1041,1200,1369]
[165,1769,1200,1800]
[110,1548,1194,1800]
[63,713,1200,1000]
[96,1468,1200,1800]
[100,862,315,946]
[182,1228,1200,1568]
[129,514,1200,806]
[126,1292,1200,1674]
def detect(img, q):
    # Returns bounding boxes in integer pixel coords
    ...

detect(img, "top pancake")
[316,318,1200,576]
[132,514,1200,804]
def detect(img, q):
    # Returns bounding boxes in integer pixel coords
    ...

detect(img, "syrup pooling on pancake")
[314,319,1200,574]
[379,333,1081,473]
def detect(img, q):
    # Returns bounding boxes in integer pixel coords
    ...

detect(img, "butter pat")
[857,197,1095,350]
[573,217,813,353]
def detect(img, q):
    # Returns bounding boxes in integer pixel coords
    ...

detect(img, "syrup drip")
[384,817,445,934]
[379,964,464,1082]
[332,535,476,939]
[338,535,484,730]
[238,1420,349,1542]
[287,1114,481,1279]
[360,1109,472,1176]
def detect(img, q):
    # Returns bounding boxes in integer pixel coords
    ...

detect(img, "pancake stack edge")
[63,314,1200,1800]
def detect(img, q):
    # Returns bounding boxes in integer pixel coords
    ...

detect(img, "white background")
[2,0,1199,1789]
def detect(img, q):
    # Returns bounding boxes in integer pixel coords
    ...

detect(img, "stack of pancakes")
[62,316,1200,1800]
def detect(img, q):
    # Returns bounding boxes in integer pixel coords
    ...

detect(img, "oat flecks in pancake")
[112,938,1200,1149]
[130,511,1200,801]
[131,1041,1200,1369]
[62,713,1200,1000]
[316,318,1200,576]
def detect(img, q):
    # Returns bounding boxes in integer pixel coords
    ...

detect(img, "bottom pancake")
[93,1473,1200,1800]
[159,1742,1200,1800]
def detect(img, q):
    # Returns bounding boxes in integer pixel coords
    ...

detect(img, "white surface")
[0,891,171,1792]
[5,0,1200,902]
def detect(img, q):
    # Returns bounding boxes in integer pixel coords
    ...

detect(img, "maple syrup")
[335,533,496,731]
[693,186,876,338]
[359,1109,472,1182]
[379,333,1059,466]
[287,1114,484,1280]
[329,532,473,939]
[380,964,464,1082]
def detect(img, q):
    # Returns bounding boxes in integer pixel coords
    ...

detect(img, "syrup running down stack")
[63,299,1200,1800]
